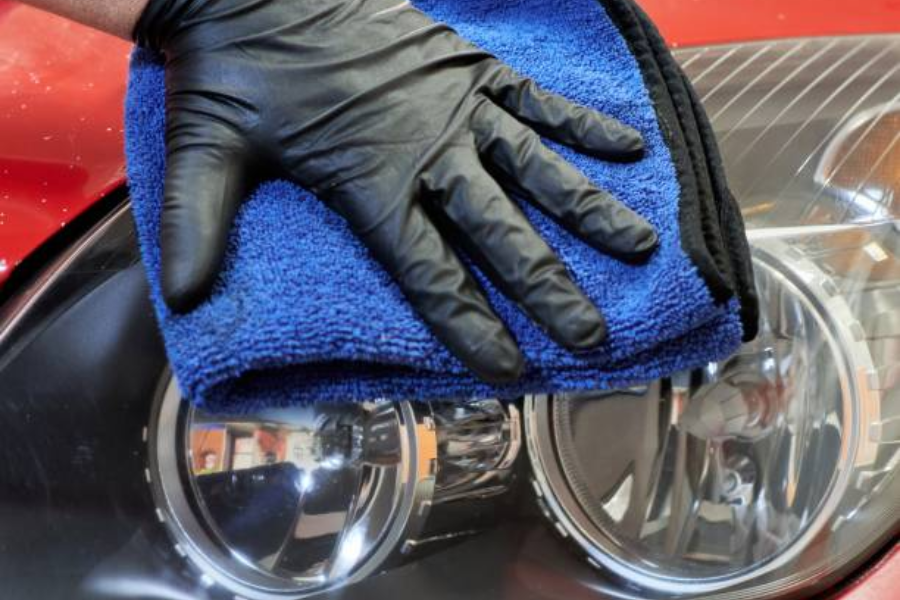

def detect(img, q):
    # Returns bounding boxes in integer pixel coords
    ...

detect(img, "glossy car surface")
[0,1,897,598]
[1,0,898,287]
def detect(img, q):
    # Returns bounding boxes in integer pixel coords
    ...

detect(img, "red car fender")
[1,0,898,285]
[830,545,900,600]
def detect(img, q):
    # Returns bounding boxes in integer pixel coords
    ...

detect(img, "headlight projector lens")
[526,235,899,598]
[148,377,522,600]
[148,377,439,599]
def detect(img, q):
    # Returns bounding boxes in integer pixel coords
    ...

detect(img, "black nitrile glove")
[134,0,659,384]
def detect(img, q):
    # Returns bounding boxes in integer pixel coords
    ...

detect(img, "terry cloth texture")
[125,0,757,412]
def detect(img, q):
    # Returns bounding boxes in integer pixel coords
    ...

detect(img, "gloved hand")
[134,0,659,384]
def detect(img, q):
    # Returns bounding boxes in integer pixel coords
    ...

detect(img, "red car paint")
[1,0,899,287]
[0,4,130,285]
[0,0,897,593]
[639,0,900,48]
[830,545,900,600]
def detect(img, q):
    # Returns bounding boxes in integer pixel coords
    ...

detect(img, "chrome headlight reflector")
[149,376,521,599]
[528,228,899,597]
[151,378,434,598]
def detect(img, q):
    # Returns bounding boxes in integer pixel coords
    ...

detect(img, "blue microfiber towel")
[125,0,746,412]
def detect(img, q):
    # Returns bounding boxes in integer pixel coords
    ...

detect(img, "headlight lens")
[152,377,435,597]
[526,35,900,598]
[149,375,521,599]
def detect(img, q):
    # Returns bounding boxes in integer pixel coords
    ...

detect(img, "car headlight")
[525,35,900,599]
[1,32,896,600]
[148,374,521,599]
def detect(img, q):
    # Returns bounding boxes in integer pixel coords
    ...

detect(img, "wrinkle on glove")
[126,0,755,411]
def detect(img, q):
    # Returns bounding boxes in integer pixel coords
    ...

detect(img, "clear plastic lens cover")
[687,36,900,229]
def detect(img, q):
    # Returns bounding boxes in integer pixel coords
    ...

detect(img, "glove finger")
[160,119,251,313]
[474,104,657,263]
[426,147,608,351]
[485,64,644,161]
[324,184,525,385]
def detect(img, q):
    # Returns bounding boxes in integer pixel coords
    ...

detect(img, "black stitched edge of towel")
[678,71,760,340]
[623,0,760,340]
[596,0,736,306]
[622,2,737,300]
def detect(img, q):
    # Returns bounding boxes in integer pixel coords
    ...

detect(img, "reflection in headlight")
[148,380,521,600]
[816,104,900,223]
[187,402,405,582]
